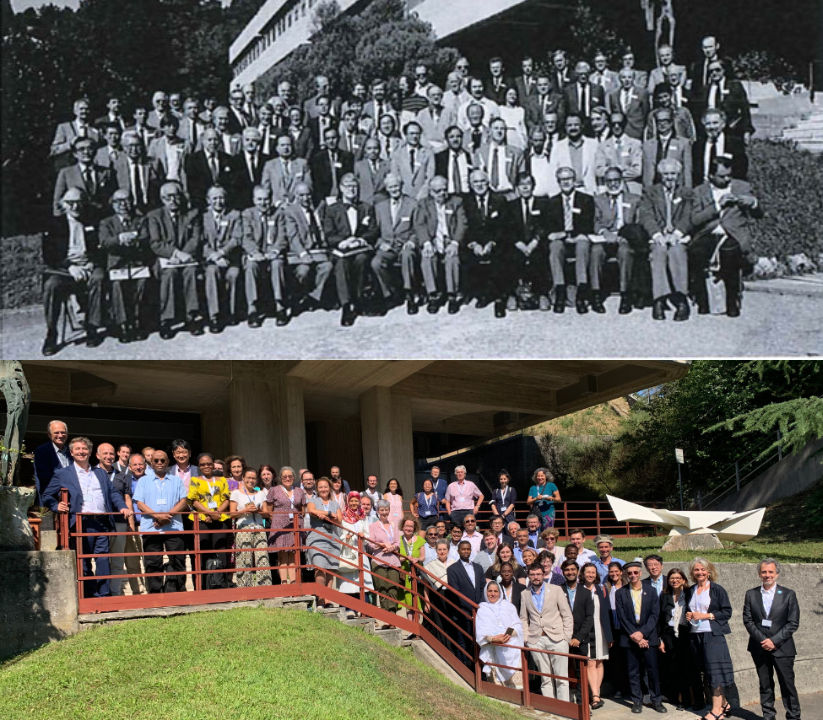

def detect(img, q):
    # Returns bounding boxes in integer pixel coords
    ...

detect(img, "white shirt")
[53,443,70,469]
[67,216,88,258]
[76,463,106,514]
[530,154,553,197]
[434,202,450,252]
[447,151,470,194]
[703,134,726,182]
[487,144,512,192]
[761,584,776,617]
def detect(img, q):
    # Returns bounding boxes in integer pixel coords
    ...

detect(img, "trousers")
[650,242,688,299]
[158,265,199,323]
[43,268,104,334]
[752,651,801,720]
[334,252,371,305]
[204,264,241,319]
[530,635,570,700]
[550,237,591,286]
[371,245,417,297]
[109,277,150,326]
[627,643,662,704]
[245,258,285,312]
[290,260,333,303]
[110,521,144,596]
[421,253,460,295]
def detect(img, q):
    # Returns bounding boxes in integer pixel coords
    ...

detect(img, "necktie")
[581,85,588,116]
[709,138,718,171]
[613,196,624,230]
[490,147,500,188]
[370,160,378,178]
[210,155,219,181]
[383,137,390,158]
[78,124,87,138]
[83,167,94,194]
[472,129,482,151]
[248,154,256,182]
[409,148,416,174]
[564,195,573,232]
[523,200,529,231]
[190,119,198,147]
[263,213,274,245]
[329,152,338,194]
[390,199,399,224]
[130,162,140,204]
[170,211,179,243]
[621,89,630,113]
[283,159,291,182]
[308,209,321,246]
[664,191,674,233]
[451,152,462,193]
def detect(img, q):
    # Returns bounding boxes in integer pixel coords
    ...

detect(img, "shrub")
[0,234,42,310]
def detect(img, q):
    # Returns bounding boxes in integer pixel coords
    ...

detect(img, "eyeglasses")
[627,571,641,576]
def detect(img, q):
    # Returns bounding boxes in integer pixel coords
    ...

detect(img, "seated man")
[323,173,378,327]
[144,180,205,338]
[639,157,693,321]
[371,173,419,314]
[42,436,132,598]
[546,166,595,314]
[53,136,115,221]
[241,185,286,327]
[278,182,334,315]
[504,172,550,311]
[202,185,243,332]
[689,155,762,317]
[41,188,106,355]
[98,189,153,343]
[413,175,468,314]
[590,167,645,314]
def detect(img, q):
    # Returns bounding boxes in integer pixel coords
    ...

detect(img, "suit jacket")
[463,125,491,154]
[606,87,650,140]
[743,585,799,658]
[226,106,250,136]
[485,76,515,105]
[286,126,315,160]
[323,200,378,250]
[202,208,243,262]
[229,151,270,208]
[514,74,539,101]
[702,80,753,137]
[241,208,281,257]
[690,179,762,253]
[562,583,595,645]
[615,583,661,646]
[147,137,192,184]
[113,155,163,213]
[261,156,312,207]
[184,150,234,209]
[642,575,669,595]
[692,133,748,186]
[462,191,507,249]
[111,470,141,508]
[310,149,354,203]
[594,192,642,234]
[648,64,687,94]
[94,114,127,133]
[639,184,693,237]
[644,107,697,144]
[595,136,643,192]
[354,158,390,206]
[473,143,525,197]
[278,202,329,258]
[303,94,341,120]
[42,464,127,528]
[308,115,337,147]
[548,138,599,195]
[126,124,158,150]
[434,148,474,195]
[94,146,122,169]
[34,441,70,496]
[545,190,596,237]
[683,583,733,636]
[416,107,457,153]
[591,69,620,95]
[338,126,368,160]
[390,144,435,200]
[446,560,486,612]
[98,212,152,270]
[53,163,115,218]
[178,116,209,148]
[144,206,203,261]
[563,83,606,121]
[525,92,565,130]
[413,195,468,250]
[374,195,417,249]
[688,57,735,102]
[519,582,574,644]
[504,196,551,250]
[641,135,693,188]
[50,121,101,158]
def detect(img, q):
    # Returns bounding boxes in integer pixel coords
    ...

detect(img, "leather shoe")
[159,322,175,340]
[188,318,205,336]
[248,313,263,329]
[42,334,59,357]
[341,304,356,327]
[133,327,148,342]
[653,704,667,713]
[673,298,690,322]
[576,298,589,314]
[275,310,289,326]
[86,327,103,348]
[475,296,491,309]
[590,293,606,314]
[118,324,131,344]
[494,300,506,318]
[406,295,418,315]
[652,298,666,321]
[553,285,566,313]
[632,703,643,714]
[209,318,223,334]
[619,293,632,314]
[427,299,439,314]
[447,297,460,314]
[538,295,551,311]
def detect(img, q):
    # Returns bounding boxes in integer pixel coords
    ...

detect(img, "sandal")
[723,704,732,717]
[703,711,724,720]
[591,696,605,710]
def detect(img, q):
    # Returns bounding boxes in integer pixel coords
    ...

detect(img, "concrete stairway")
[781,107,823,152]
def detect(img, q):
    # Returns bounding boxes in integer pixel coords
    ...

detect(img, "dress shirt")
[649,575,664,596]
[462,560,476,587]
[527,530,540,548]
[54,443,70,469]
[67,216,88,258]
[132,473,186,533]
[704,134,726,182]
[531,583,546,613]
[445,480,481,511]
[568,141,585,182]
[449,543,476,563]
[488,144,512,192]
[593,555,624,582]
[434,202,449,251]
[566,583,577,609]
[165,141,184,180]
[222,133,234,154]
[448,151,469,194]
[76,463,106,514]
[631,585,643,621]
[761,584,776,617]
[514,546,527,567]
[530,154,553,197]
[461,531,483,555]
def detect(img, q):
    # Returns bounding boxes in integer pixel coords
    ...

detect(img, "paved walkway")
[2,278,822,358]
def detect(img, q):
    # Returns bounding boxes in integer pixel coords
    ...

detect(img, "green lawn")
[603,536,823,564]
[0,607,523,720]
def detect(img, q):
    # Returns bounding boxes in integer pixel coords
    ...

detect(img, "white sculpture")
[607,495,765,544]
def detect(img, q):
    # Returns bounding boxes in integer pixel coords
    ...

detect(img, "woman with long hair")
[223,454,247,492]
[580,562,614,709]
[330,474,347,508]
[526,467,560,529]
[229,467,272,587]
[383,477,404,527]
[305,477,343,608]
[604,560,629,699]
[485,543,526,584]
[399,515,426,620]
[491,469,517,525]
[410,478,440,535]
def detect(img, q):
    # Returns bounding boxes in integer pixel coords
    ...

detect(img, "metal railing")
[57,489,591,720]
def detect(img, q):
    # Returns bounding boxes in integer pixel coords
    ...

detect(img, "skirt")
[306,529,340,570]
[691,632,735,689]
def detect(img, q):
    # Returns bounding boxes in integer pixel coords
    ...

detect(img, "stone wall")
[0,550,78,660]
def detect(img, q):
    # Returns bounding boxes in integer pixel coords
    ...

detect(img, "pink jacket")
[368,520,401,568]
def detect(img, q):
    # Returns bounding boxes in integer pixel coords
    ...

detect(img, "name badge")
[208,501,218,509]
[531,210,541,216]
[401,216,410,222]
[326,197,338,205]
[156,498,167,505]
[334,162,343,169]
[490,211,499,218]
[761,619,772,627]
[572,207,581,214]
[267,220,276,227]
[673,197,682,205]
[84,226,95,233]
[118,231,138,242]
[220,220,229,228]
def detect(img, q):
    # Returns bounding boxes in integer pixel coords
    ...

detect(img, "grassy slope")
[0,608,524,720]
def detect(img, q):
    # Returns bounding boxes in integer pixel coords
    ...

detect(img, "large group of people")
[33,420,801,720]
[41,35,763,355]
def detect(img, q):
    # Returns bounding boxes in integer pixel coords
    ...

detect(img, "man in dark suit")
[743,559,801,720]
[505,173,550,311]
[143,180,204,338]
[184,128,234,210]
[323,173,378,326]
[338,108,368,160]
[639,158,693,321]
[546,166,596,314]
[435,125,473,196]
[693,108,748,186]
[201,185,243,332]
[514,56,538,103]
[563,62,606,134]
[41,188,106,355]
[462,169,508,316]
[642,554,668,595]
[308,95,337,149]
[94,96,127,133]
[98,189,153,343]
[229,127,269,209]
[701,61,753,143]
[33,420,71,502]
[53,136,115,221]
[551,50,573,93]
[114,131,162,215]
[227,87,250,136]
[688,36,735,115]
[525,75,565,132]
[690,156,762,317]
[42,436,132,598]
[310,127,354,204]
[446,540,486,667]
[561,559,595,704]
[616,560,666,713]
[354,137,390,206]
[485,56,513,105]
[414,175,468,314]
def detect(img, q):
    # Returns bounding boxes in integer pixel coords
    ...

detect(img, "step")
[373,627,404,647]
[78,597,286,624]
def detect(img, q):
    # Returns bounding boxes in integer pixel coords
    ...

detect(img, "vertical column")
[360,386,415,499]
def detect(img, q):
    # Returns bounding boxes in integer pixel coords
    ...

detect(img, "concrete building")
[14,360,688,496]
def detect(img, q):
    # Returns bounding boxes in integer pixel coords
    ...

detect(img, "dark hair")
[605,561,626,591]
[258,464,276,482]
[561,559,578,571]
[644,554,664,566]
[242,466,257,479]
[709,155,734,175]
[458,540,472,549]
[579,561,598,582]
[499,561,515,574]
[569,528,586,537]
[170,439,191,452]
[197,452,214,464]
[224,454,247,477]
[663,567,689,594]
[527,562,544,573]
[537,550,556,565]
[385,478,403,496]
[117,444,132,453]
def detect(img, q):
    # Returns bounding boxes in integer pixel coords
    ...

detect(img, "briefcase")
[332,246,371,259]
[286,249,329,265]
[109,266,151,281]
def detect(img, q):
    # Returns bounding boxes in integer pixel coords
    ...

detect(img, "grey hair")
[455,465,467,473]
[532,467,553,483]
[657,157,683,175]
[435,540,451,550]
[279,466,295,479]
[376,499,391,511]
[758,558,781,574]
[47,419,67,434]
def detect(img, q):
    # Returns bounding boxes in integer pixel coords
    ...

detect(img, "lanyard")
[499,487,508,506]
[420,492,436,512]
[403,537,416,555]
[384,522,394,542]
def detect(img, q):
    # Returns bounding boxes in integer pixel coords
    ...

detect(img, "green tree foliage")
[256,0,459,102]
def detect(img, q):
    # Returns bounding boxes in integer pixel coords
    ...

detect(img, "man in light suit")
[371,173,418,314]
[94,96,127,133]
[241,185,287,327]
[645,84,697,143]
[53,136,115,221]
[414,176,468,314]
[563,62,606,134]
[212,106,242,157]
[743,559,801,720]
[463,104,491,154]
[261,135,312,208]
[51,98,101,169]
[147,114,191,186]
[591,52,619,95]
[143,180,204,338]
[473,117,525,200]
[114,131,163,215]
[178,98,207,150]
[607,69,650,140]
[620,50,649,90]
[127,106,157,150]
[520,562,574,699]
[596,112,643,195]
[648,44,687,95]
[446,540,486,667]
[42,436,132,598]
[639,158,693,321]
[549,115,599,196]
[689,156,761,317]
[390,121,435,200]
[147,90,172,131]
[354,137,390,206]
[202,185,243,332]
[417,85,457,154]
[33,420,71,503]
[642,108,692,189]
[457,78,500,131]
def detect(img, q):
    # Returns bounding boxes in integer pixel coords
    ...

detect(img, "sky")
[11,0,232,10]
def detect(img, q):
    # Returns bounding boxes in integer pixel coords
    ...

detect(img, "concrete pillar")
[360,386,415,499]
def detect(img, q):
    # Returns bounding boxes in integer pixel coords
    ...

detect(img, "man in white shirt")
[460,514,483,555]
[457,78,500,130]
[568,528,597,564]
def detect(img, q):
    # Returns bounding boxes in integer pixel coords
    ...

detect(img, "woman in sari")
[475,580,524,688]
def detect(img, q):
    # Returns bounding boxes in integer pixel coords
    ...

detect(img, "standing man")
[520,562,574,700]
[526,514,546,549]
[563,62,606,133]
[607,69,650,140]
[592,534,625,582]
[643,555,667,595]
[434,125,473,196]
[567,528,597,563]
[561,558,595,704]
[96,442,118,484]
[310,127,354,204]
[114,131,162,214]
[701,61,753,144]
[329,466,351,495]
[354,137,390,206]
[53,136,115,221]
[444,466,484,529]
[42,437,132,598]
[474,117,524,200]
[133,450,189,594]
[34,420,71,502]
[261,134,312,207]
[390,121,434,200]
[616,560,667,714]
[114,444,131,474]
[111,452,147,596]
[430,466,448,518]
[446,540,486,666]
[363,474,382,508]
[743,559,801,720]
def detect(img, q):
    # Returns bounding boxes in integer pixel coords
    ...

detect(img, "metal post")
[293,512,302,588]
[735,461,741,492]
[358,533,365,604]
[76,513,84,603]
[521,649,531,708]
[678,463,684,511]
[697,489,703,511]
[777,429,783,461]
[193,514,202,592]
[473,609,482,690]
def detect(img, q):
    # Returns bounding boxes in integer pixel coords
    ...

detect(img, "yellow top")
[187,476,231,522]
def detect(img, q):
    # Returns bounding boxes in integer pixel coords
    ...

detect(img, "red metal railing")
[57,489,592,720]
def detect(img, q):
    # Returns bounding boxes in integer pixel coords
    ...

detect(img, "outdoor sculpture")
[607,495,765,550]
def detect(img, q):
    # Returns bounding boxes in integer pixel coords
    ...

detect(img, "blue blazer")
[34,441,70,495]
[615,583,661,646]
[683,582,732,636]
[42,464,127,528]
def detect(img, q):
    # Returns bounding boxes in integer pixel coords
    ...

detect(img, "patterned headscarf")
[342,490,364,524]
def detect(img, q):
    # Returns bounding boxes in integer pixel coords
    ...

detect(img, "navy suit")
[33,441,70,500]
[42,464,127,598]
[446,560,485,666]
[616,583,662,704]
